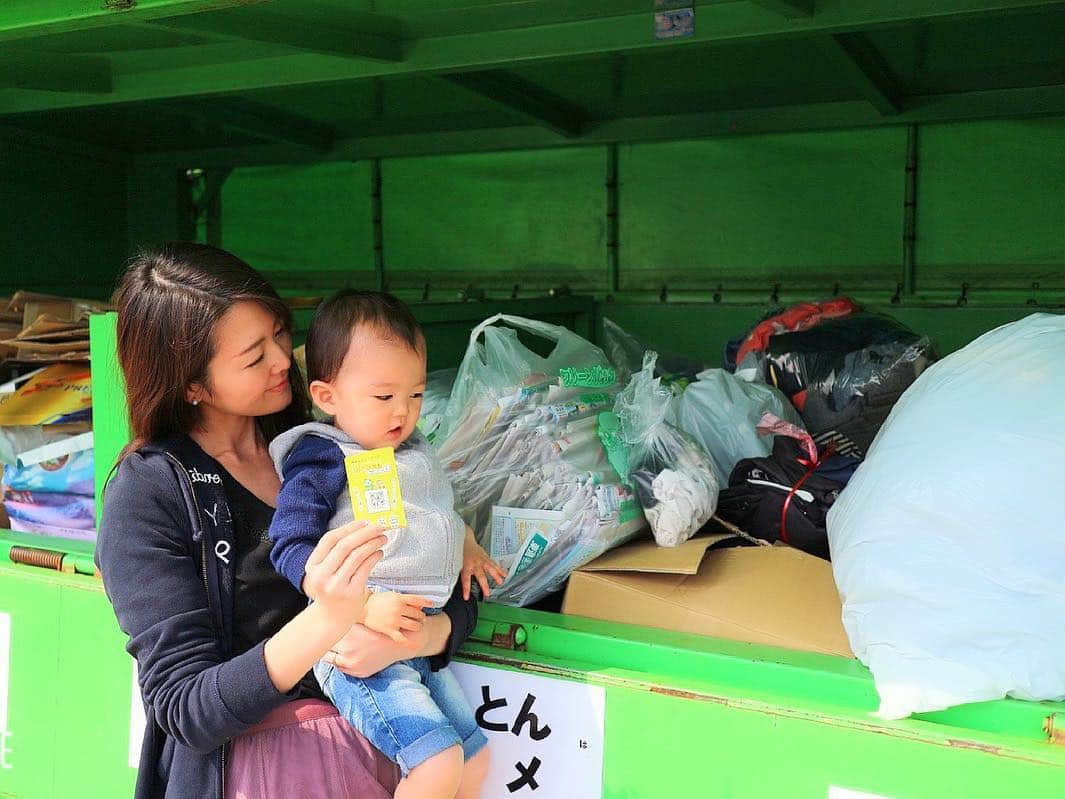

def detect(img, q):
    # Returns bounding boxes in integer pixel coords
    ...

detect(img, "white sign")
[129,661,146,769]
[452,662,606,798]
[0,613,11,768]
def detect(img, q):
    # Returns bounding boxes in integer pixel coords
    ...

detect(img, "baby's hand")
[462,526,508,600]
[361,592,431,643]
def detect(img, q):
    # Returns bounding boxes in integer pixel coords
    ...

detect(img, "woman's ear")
[309,380,337,416]
[185,383,205,406]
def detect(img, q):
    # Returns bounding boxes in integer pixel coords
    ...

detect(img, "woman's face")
[191,300,293,419]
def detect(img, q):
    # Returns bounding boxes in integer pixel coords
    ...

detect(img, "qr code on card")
[365,489,391,513]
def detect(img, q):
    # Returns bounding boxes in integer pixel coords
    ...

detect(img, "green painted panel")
[916,118,1065,290]
[90,313,130,522]
[0,141,126,298]
[603,686,1065,798]
[381,148,608,290]
[221,161,374,277]
[618,130,908,292]
[53,580,138,799]
[0,564,62,799]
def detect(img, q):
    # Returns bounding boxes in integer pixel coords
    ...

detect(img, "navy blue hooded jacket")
[95,435,478,799]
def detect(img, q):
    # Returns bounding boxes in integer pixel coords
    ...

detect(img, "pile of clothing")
[0,363,96,540]
[728,299,936,459]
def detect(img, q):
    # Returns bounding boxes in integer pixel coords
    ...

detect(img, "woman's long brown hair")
[113,242,311,458]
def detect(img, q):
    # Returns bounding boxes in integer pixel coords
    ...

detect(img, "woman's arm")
[97,455,282,754]
[97,455,382,753]
[264,522,386,690]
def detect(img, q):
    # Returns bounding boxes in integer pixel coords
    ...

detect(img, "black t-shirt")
[221,470,325,702]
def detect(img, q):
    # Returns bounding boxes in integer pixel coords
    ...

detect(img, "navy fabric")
[268,433,349,593]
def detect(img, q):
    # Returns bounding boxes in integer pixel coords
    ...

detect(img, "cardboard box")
[562,534,854,658]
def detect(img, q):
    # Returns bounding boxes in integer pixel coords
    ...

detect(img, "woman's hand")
[330,613,453,679]
[461,525,507,600]
[301,519,387,627]
[264,521,386,693]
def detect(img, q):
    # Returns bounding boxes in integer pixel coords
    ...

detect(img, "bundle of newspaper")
[438,376,646,606]
[436,315,647,606]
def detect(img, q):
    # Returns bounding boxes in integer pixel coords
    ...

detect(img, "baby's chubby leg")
[395,744,464,799]
[455,746,490,799]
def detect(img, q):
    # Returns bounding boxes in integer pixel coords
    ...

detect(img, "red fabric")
[779,442,836,546]
[735,298,859,367]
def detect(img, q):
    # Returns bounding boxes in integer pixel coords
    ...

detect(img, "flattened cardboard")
[563,536,853,658]
[579,533,734,575]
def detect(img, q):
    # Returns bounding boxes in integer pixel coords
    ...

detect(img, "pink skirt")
[226,700,401,799]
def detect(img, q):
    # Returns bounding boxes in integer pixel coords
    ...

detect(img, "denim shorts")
[315,656,488,776]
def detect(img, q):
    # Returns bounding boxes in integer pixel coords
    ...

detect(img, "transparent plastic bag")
[438,314,615,444]
[436,315,645,606]
[418,367,458,444]
[614,353,719,547]
[668,369,802,484]
[828,313,1065,718]
[602,317,705,388]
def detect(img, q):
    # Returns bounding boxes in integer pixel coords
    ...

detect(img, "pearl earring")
[191,399,199,406]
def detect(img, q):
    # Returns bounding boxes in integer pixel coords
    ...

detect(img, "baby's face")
[323,326,427,450]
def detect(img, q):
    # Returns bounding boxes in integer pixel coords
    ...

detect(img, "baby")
[268,290,505,799]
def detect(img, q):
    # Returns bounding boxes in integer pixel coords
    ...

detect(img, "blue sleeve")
[268,435,348,592]
[96,454,293,754]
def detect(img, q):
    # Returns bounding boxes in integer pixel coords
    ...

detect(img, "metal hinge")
[490,623,528,652]
[6,545,97,577]
[1044,713,1065,746]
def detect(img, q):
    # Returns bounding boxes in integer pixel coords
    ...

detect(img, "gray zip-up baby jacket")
[268,422,464,607]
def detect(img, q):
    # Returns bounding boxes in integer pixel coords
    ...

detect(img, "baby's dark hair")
[306,290,423,384]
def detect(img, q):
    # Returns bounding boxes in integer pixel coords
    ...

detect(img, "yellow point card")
[344,448,407,530]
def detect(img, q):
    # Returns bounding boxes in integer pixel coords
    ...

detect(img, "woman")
[95,243,479,799]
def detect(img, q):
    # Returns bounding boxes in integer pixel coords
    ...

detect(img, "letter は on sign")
[452,663,605,797]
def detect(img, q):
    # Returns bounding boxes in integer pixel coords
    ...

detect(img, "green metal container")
[2,2,1065,795]
[0,313,1062,799]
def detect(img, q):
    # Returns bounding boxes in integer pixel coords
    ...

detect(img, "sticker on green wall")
[655,8,694,39]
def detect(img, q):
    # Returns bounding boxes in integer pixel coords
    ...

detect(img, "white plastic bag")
[827,313,1065,718]
[668,369,802,484]
[614,353,718,547]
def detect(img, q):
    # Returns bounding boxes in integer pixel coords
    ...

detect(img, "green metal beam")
[0,122,125,164]
[444,70,584,137]
[2,0,1063,116]
[819,32,901,115]
[129,82,1065,167]
[156,98,335,152]
[0,0,269,42]
[149,8,404,63]
[0,52,111,93]
[750,0,816,17]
